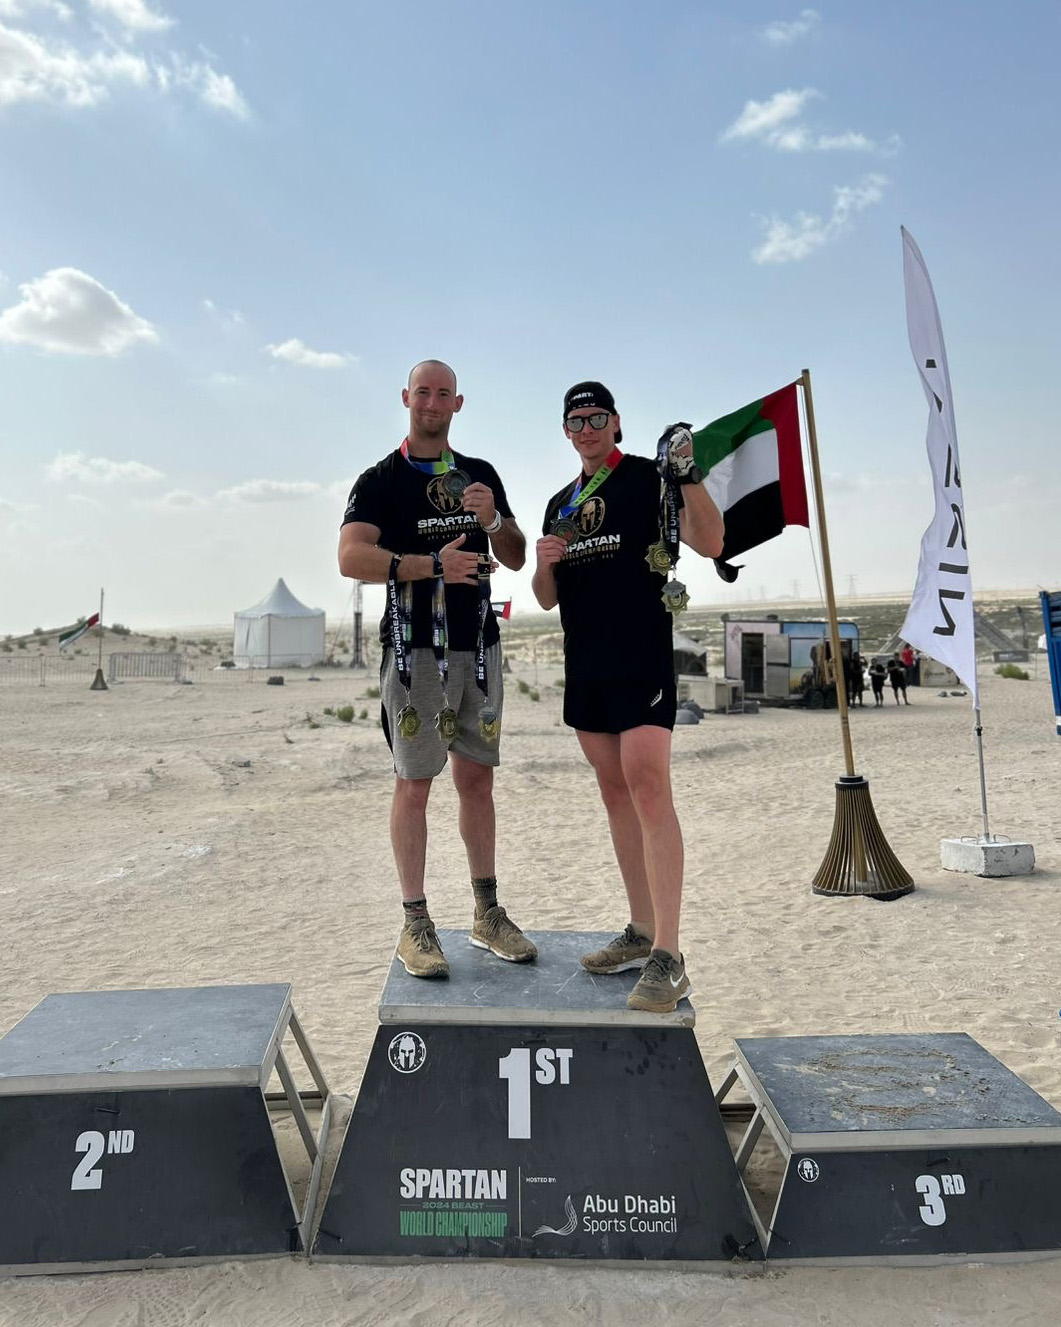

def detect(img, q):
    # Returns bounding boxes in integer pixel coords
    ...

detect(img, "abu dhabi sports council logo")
[427,475,462,514]
[388,1032,427,1074]
[532,1195,577,1238]
[578,496,605,537]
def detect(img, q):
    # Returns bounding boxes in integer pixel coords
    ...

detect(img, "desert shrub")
[335,705,355,722]
[1,643,10,653]
[995,663,1029,681]
[554,678,565,689]
[366,685,381,698]
[528,689,540,702]
[323,706,334,716]
[306,713,321,729]
[359,708,368,720]
[517,679,530,694]
[17,641,26,649]
[32,627,42,636]
[111,623,132,636]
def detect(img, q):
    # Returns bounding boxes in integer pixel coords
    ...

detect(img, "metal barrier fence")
[109,652,185,682]
[0,652,379,686]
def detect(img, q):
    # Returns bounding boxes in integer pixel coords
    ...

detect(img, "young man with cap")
[532,382,724,1013]
[339,360,534,978]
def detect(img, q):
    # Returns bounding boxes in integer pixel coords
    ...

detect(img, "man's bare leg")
[577,730,654,938]
[391,775,433,900]
[618,725,683,958]
[450,752,495,879]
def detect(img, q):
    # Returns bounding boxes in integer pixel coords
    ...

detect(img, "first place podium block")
[0,984,330,1274]
[315,931,761,1262]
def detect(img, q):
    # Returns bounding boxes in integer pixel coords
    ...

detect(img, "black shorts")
[563,672,677,734]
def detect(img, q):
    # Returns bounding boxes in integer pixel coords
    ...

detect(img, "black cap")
[563,381,622,443]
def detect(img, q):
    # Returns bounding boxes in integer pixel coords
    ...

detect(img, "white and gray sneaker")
[627,949,691,1013]
[580,924,653,975]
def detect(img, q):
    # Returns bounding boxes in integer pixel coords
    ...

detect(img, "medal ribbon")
[387,556,414,699]
[400,437,457,476]
[558,446,624,518]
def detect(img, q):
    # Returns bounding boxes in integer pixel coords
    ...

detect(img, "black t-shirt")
[543,453,680,682]
[342,448,513,651]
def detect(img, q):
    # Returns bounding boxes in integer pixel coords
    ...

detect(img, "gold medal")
[661,579,690,615]
[479,705,500,743]
[435,707,459,743]
[645,540,673,575]
[396,704,421,738]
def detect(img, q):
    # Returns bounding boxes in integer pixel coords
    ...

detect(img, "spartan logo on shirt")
[427,475,463,515]
[578,496,605,537]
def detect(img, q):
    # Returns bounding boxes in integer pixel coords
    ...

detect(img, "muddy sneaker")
[580,924,653,975]
[470,905,538,962]
[397,918,450,978]
[626,949,691,1013]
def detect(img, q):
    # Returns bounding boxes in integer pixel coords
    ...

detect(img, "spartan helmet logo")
[578,496,605,537]
[427,475,463,515]
[388,1031,427,1074]
[797,1157,820,1183]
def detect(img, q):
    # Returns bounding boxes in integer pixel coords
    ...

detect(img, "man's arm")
[532,535,567,610]
[678,484,725,559]
[338,523,482,586]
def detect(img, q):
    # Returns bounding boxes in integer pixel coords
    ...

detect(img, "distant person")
[532,382,723,1013]
[849,651,866,707]
[899,642,916,686]
[887,655,910,705]
[870,660,887,706]
[338,360,535,978]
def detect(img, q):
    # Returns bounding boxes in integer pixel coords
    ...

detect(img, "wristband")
[431,551,444,578]
[481,511,503,534]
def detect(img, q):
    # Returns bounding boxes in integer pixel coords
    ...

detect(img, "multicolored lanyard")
[400,437,456,475]
[558,446,624,518]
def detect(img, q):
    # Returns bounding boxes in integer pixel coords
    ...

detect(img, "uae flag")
[490,599,512,621]
[58,613,100,650]
[692,383,809,582]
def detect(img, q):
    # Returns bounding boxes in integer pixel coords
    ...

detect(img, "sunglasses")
[565,412,611,433]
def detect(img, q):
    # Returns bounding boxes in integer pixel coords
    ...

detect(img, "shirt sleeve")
[341,465,386,530]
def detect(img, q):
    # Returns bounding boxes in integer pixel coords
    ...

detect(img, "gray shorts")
[380,644,504,780]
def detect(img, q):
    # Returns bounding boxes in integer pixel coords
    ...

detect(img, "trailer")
[721,614,859,708]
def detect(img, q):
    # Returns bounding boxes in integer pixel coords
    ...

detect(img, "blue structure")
[1040,591,1061,736]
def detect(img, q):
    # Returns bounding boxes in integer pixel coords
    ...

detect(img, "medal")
[396,704,421,739]
[435,707,459,743]
[645,540,673,575]
[441,468,471,500]
[550,516,580,544]
[479,705,500,743]
[661,579,689,615]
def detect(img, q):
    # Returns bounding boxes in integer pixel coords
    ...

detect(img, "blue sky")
[2,0,1059,633]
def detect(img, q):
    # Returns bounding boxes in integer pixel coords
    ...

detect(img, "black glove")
[656,422,703,485]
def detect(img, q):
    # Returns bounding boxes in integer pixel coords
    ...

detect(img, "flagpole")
[799,369,855,777]
[97,587,104,673]
[974,704,991,841]
[800,368,912,899]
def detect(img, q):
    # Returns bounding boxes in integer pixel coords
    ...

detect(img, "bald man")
[339,361,533,978]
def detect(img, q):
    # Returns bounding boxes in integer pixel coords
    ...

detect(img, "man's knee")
[394,776,432,813]
[451,756,493,802]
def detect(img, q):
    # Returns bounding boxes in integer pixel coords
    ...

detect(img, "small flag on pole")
[490,600,512,621]
[58,613,100,651]
[691,383,810,581]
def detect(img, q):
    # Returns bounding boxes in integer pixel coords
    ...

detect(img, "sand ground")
[1,660,1059,1325]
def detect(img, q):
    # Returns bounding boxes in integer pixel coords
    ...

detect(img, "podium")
[717,1033,1061,1262]
[0,984,330,1274]
[314,931,761,1261]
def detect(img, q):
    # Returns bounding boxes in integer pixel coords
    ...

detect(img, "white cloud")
[0,19,151,106]
[263,338,351,370]
[0,13,248,116]
[202,298,245,331]
[752,173,888,264]
[0,0,72,18]
[200,371,245,387]
[762,9,820,47]
[721,88,817,143]
[0,266,158,356]
[721,88,890,155]
[155,489,207,508]
[47,451,165,483]
[87,0,173,35]
[217,479,323,503]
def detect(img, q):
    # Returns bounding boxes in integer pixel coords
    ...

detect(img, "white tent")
[233,578,325,668]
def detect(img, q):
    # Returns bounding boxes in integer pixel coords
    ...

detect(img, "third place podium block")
[315,931,761,1262]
